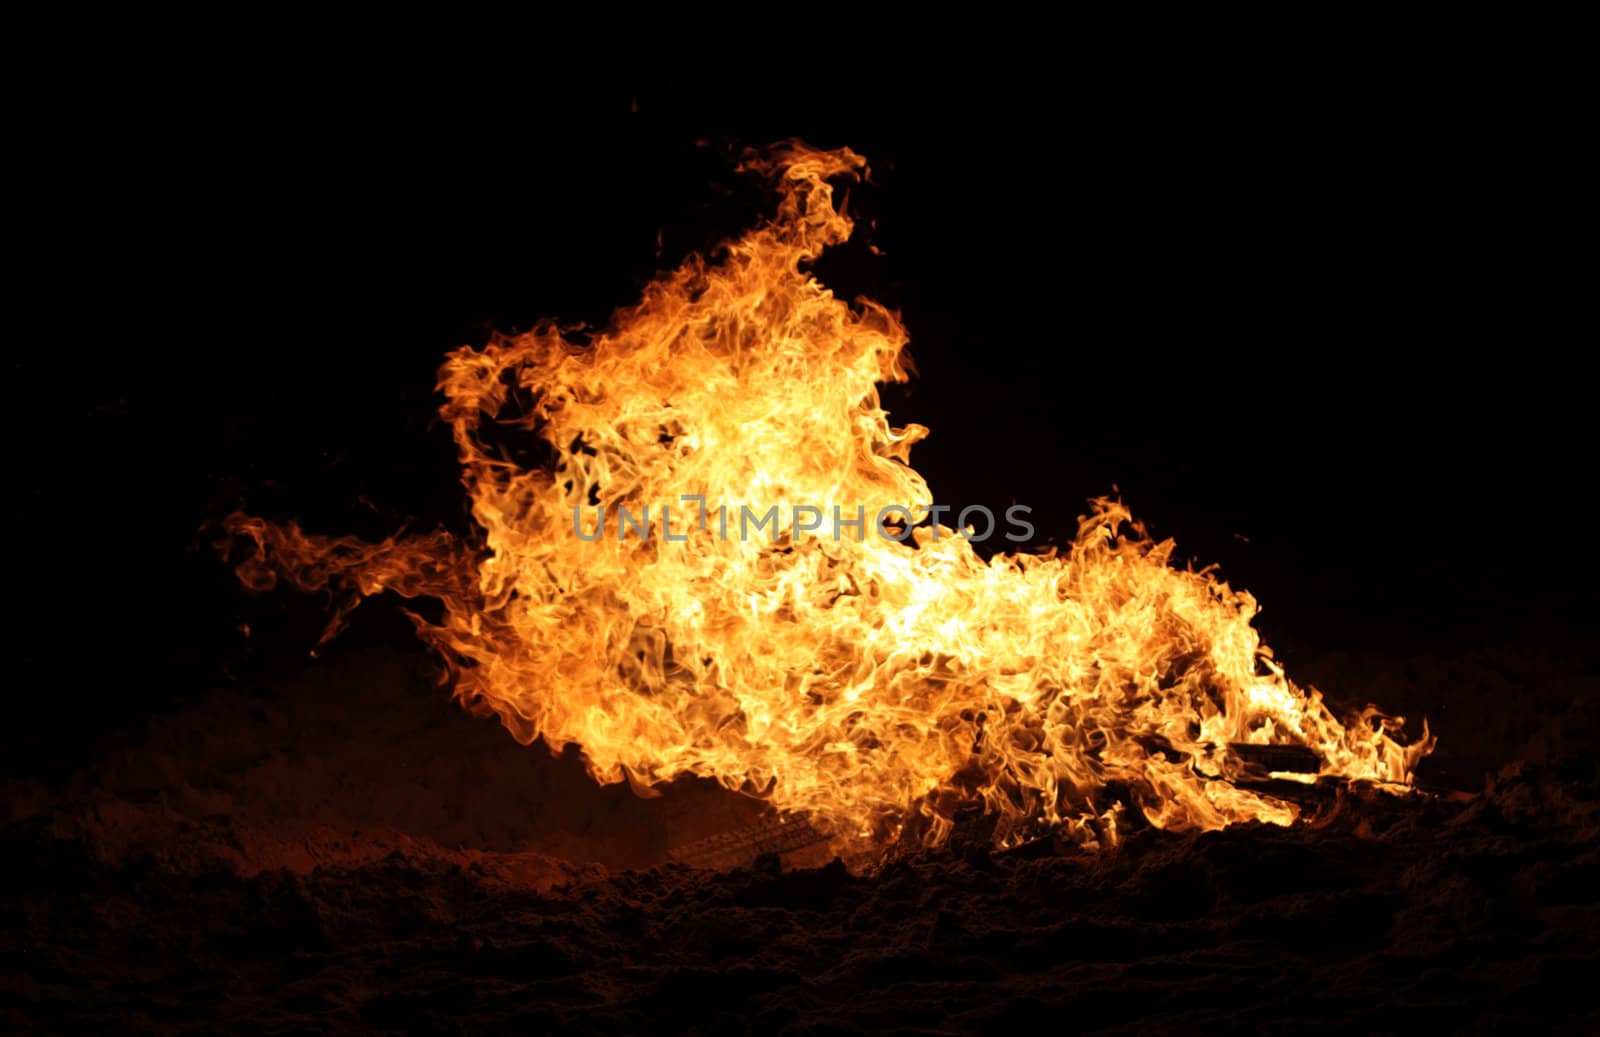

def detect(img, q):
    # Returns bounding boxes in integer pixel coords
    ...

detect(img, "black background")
[17,62,1592,778]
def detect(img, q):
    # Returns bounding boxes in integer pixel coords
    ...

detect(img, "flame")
[227,142,1433,858]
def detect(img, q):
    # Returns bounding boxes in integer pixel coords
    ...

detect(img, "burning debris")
[669,816,831,871]
[8,632,1593,1032]
[223,142,1433,864]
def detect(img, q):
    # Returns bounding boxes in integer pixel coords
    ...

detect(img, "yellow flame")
[227,142,1433,858]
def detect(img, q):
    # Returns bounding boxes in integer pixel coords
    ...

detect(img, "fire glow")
[227,143,1433,860]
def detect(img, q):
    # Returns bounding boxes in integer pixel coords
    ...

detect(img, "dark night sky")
[15,65,1592,776]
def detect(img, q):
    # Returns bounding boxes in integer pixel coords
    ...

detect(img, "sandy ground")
[3,642,1596,1033]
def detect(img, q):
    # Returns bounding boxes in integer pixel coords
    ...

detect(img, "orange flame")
[227,142,1433,858]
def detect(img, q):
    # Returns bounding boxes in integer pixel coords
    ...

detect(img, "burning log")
[1232,776,1342,805]
[1228,743,1323,775]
